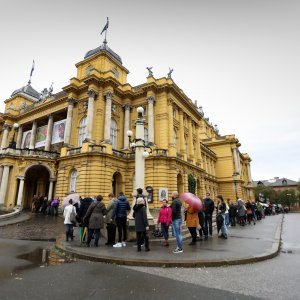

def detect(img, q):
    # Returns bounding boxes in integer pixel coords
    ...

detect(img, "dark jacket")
[218,202,226,214]
[171,197,182,221]
[229,203,237,216]
[112,195,130,219]
[84,201,107,229]
[133,204,149,232]
[204,197,215,215]
[78,197,93,226]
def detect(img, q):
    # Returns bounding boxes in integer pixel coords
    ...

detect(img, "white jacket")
[63,204,76,224]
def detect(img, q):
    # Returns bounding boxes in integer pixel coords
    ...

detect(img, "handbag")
[70,207,76,224]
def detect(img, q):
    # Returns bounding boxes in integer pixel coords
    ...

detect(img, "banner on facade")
[35,125,48,148]
[21,130,32,148]
[51,119,66,144]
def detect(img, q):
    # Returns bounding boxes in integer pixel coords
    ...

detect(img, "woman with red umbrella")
[185,204,199,245]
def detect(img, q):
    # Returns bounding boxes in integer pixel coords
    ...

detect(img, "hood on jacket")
[118,195,127,202]
[133,204,144,212]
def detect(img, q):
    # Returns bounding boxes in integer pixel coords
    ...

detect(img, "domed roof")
[11,84,40,100]
[84,43,122,64]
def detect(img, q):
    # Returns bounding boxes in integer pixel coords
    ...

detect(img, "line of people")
[31,195,60,217]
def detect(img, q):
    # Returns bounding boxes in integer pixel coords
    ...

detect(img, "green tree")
[278,189,297,209]
[188,174,196,194]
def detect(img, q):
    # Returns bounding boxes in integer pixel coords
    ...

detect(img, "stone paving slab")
[56,214,283,267]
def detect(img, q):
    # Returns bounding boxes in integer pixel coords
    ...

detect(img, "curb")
[55,214,284,268]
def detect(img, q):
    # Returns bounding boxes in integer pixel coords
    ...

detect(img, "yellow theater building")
[0,38,254,210]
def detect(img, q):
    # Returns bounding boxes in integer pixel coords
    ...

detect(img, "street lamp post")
[232,172,238,200]
[127,107,153,220]
[9,123,19,149]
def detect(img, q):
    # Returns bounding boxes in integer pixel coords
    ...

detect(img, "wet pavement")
[0,212,65,241]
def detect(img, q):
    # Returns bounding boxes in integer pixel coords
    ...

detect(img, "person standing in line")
[112,192,131,248]
[157,199,172,246]
[133,197,150,252]
[171,191,183,254]
[228,199,237,227]
[63,199,77,242]
[217,195,228,239]
[84,195,107,247]
[197,206,207,240]
[185,204,199,245]
[203,192,215,236]
[105,193,117,246]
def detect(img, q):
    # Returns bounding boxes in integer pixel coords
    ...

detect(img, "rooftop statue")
[146,66,153,77]
[167,67,173,78]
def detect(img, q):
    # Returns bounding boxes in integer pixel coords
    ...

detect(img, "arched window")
[144,128,148,144]
[70,170,77,192]
[78,117,87,147]
[110,119,117,149]
[173,130,177,147]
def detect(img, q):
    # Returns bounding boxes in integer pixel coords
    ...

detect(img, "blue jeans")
[161,223,169,241]
[172,218,182,250]
[220,214,228,236]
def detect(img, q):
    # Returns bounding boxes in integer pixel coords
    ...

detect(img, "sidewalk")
[55,214,283,267]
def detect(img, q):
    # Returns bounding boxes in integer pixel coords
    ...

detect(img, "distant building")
[253,177,298,193]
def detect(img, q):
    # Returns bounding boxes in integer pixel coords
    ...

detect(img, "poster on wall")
[21,130,32,148]
[146,186,153,203]
[51,119,66,144]
[158,188,168,201]
[35,125,48,148]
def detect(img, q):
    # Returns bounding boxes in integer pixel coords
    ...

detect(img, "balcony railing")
[89,145,106,154]
[153,149,168,156]
[67,147,82,156]
[0,147,60,159]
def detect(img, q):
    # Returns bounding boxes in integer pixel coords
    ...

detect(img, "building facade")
[0,40,254,210]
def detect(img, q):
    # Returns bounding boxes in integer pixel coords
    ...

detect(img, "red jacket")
[157,205,172,225]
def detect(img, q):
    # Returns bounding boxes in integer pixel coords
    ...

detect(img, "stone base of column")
[127,219,155,241]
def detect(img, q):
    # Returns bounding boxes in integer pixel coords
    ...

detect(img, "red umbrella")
[180,193,203,210]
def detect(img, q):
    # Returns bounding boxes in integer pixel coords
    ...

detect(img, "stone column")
[104,91,113,143]
[16,125,23,149]
[233,147,239,174]
[179,110,185,154]
[16,176,25,206]
[188,119,194,158]
[146,96,155,144]
[195,125,202,166]
[0,166,3,190]
[247,164,252,182]
[85,89,97,141]
[48,179,54,201]
[0,124,10,150]
[123,104,131,149]
[64,99,75,145]
[0,165,10,205]
[29,121,37,149]
[45,115,54,151]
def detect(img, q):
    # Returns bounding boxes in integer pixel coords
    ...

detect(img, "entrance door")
[23,165,50,209]
[112,172,123,197]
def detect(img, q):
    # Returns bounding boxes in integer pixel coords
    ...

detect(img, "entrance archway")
[112,172,123,196]
[177,173,183,194]
[23,165,51,209]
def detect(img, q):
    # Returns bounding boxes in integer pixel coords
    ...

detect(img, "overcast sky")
[0,0,299,181]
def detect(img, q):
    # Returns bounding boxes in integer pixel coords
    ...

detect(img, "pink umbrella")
[180,193,203,210]
[62,193,80,209]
